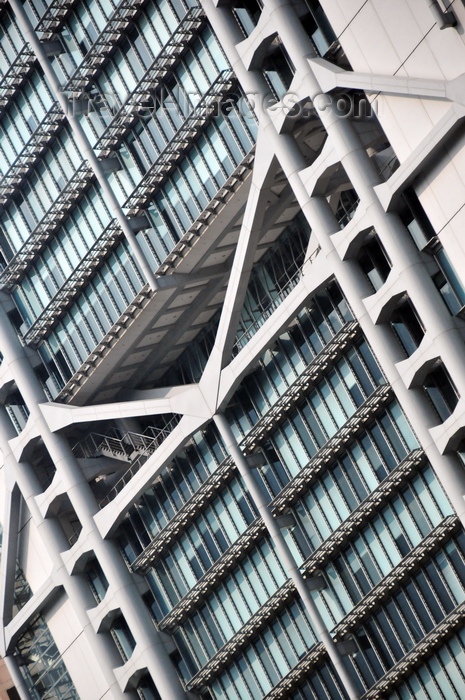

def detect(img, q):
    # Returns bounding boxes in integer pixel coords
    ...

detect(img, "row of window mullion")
[367,615,401,675]
[374,506,414,560]
[94,262,127,319]
[172,530,207,593]
[404,578,438,639]
[336,450,365,507]
[347,344,375,399]
[5,73,50,145]
[220,103,248,161]
[127,25,155,73]
[281,408,312,470]
[334,542,374,607]
[272,336,302,386]
[343,543,376,601]
[104,248,138,312]
[377,405,411,460]
[62,314,94,365]
[70,312,100,350]
[217,602,313,697]
[139,443,215,533]
[300,390,333,446]
[54,318,86,371]
[197,128,228,187]
[437,635,465,697]
[50,127,82,180]
[180,517,219,578]
[208,108,241,174]
[292,314,320,366]
[310,476,342,538]
[131,122,161,171]
[0,26,23,67]
[325,367,357,422]
[369,414,398,471]
[184,36,211,94]
[256,616,297,689]
[112,42,142,95]
[0,122,22,166]
[155,549,190,605]
[356,531,387,586]
[156,176,191,238]
[397,483,431,540]
[179,151,211,205]
[247,366,279,418]
[323,457,356,520]
[70,302,101,354]
[37,143,69,198]
[84,274,115,328]
[17,195,101,319]
[72,10,98,52]
[182,547,260,647]
[288,315,319,368]
[265,403,405,538]
[199,510,230,564]
[386,591,425,654]
[263,347,293,399]
[160,470,192,518]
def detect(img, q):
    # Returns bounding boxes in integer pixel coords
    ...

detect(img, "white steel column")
[214,413,361,700]
[201,0,465,526]
[0,302,188,700]
[262,0,465,520]
[263,0,465,387]
[0,407,125,699]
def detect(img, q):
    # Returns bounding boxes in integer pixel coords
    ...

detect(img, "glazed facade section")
[2,1,465,700]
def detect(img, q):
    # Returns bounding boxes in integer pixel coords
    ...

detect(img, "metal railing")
[0,46,34,108]
[73,417,179,462]
[98,415,181,507]
[70,415,180,507]
[35,0,79,37]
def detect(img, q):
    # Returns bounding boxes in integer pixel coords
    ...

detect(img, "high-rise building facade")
[1,0,465,699]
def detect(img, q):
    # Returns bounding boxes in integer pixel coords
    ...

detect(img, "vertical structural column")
[0,300,188,700]
[7,0,158,291]
[213,413,360,700]
[266,0,465,383]
[0,486,22,630]
[4,653,34,700]
[262,0,465,518]
[200,0,465,527]
[0,406,125,699]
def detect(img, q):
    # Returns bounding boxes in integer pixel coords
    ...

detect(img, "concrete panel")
[18,519,53,594]
[417,135,465,231]
[371,0,425,64]
[47,597,119,700]
[320,0,369,37]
